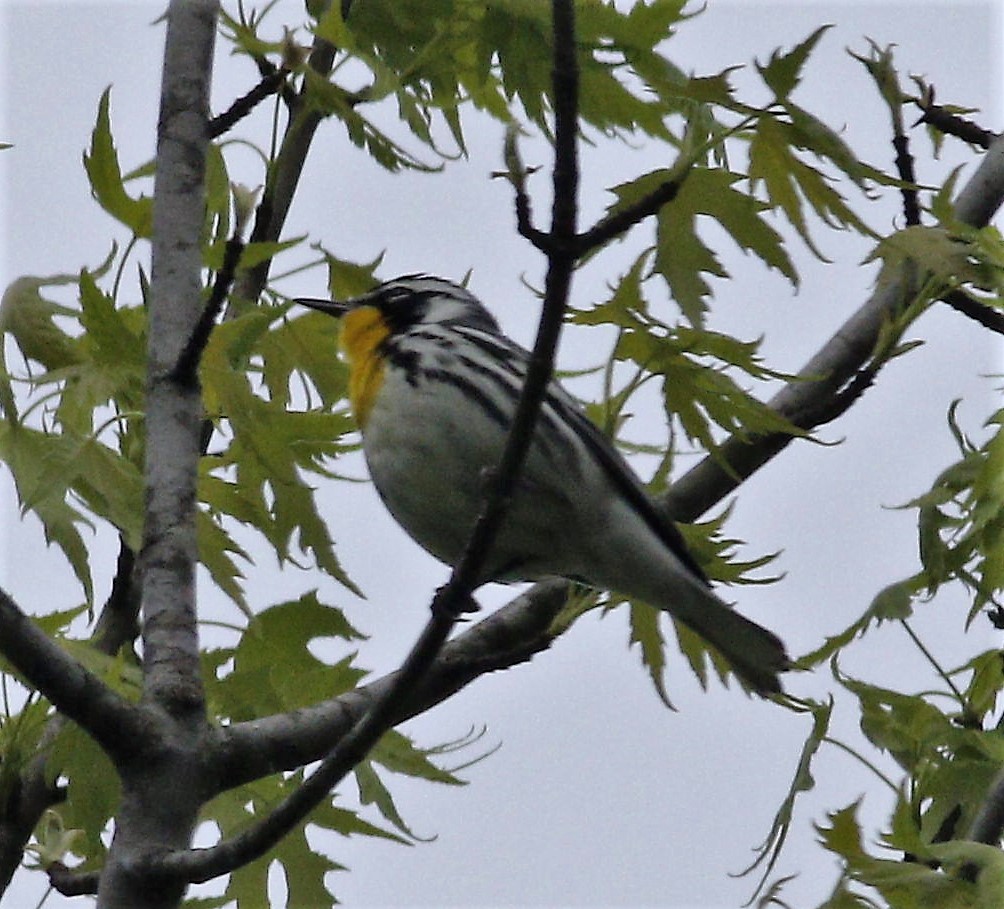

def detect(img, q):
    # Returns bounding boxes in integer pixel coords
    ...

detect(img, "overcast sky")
[1,1,1003,907]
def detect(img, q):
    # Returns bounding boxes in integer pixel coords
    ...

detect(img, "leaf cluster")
[2,3,1001,907]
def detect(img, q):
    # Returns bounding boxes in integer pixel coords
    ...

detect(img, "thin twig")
[941,287,1004,336]
[503,129,550,252]
[575,173,685,253]
[170,235,245,386]
[47,864,99,897]
[208,68,287,139]
[882,63,921,227]
[899,618,966,706]
[892,131,921,227]
[915,95,999,150]
[231,38,337,306]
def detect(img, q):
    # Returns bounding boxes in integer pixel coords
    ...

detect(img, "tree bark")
[96,2,219,906]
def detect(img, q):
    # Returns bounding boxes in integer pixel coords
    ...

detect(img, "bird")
[295,275,788,694]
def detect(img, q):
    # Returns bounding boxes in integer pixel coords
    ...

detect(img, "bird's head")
[295,274,500,335]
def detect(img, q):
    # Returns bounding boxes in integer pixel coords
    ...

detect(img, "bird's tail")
[595,550,789,694]
[666,585,789,695]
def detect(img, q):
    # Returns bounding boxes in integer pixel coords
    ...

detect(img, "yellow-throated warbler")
[296,275,788,694]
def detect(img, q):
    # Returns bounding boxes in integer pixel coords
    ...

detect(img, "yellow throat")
[338,305,390,428]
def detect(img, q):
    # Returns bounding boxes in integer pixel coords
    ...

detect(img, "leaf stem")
[899,618,966,706]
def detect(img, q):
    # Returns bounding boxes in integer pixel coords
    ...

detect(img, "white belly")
[361,366,584,582]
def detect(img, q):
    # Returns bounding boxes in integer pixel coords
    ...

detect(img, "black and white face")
[359,275,501,334]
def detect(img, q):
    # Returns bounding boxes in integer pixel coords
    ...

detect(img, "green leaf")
[835,669,970,775]
[15,431,143,552]
[868,579,917,622]
[200,314,360,597]
[782,101,887,190]
[667,69,740,107]
[270,823,344,909]
[817,798,987,908]
[956,650,1004,724]
[355,729,470,837]
[82,88,153,236]
[211,775,343,909]
[205,768,405,908]
[849,39,904,111]
[0,425,95,602]
[203,142,231,246]
[627,600,674,708]
[48,724,120,860]
[756,26,831,100]
[749,116,874,256]
[816,801,869,866]
[0,700,51,818]
[570,253,651,332]
[197,508,252,614]
[302,70,440,172]
[354,762,421,839]
[796,573,926,669]
[212,594,365,719]
[612,325,801,457]
[741,697,833,893]
[0,275,83,373]
[617,167,797,324]
[370,728,465,786]
[865,225,990,289]
[260,310,349,410]
[319,248,384,302]
[77,269,144,371]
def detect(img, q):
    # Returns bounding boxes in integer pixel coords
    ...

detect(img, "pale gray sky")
[1,1,1002,907]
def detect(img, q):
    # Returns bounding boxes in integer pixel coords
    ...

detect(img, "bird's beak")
[294,297,350,318]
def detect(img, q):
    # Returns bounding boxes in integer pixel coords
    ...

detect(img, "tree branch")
[0,539,142,894]
[941,287,1004,336]
[211,580,569,795]
[575,172,684,254]
[229,39,337,306]
[97,6,222,907]
[0,751,61,895]
[208,67,288,140]
[92,541,141,655]
[170,232,245,387]
[162,31,1004,891]
[0,587,143,758]
[150,577,563,888]
[157,603,466,884]
[914,85,999,150]
[436,0,581,611]
[666,133,1004,523]
[139,0,219,716]
[48,863,100,897]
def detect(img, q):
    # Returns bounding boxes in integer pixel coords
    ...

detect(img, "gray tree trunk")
[97,2,218,906]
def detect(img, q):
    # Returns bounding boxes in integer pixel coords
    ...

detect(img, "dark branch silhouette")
[915,86,999,150]
[209,67,288,140]
[170,234,245,387]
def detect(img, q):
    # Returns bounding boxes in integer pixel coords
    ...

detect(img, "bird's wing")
[454,325,711,586]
